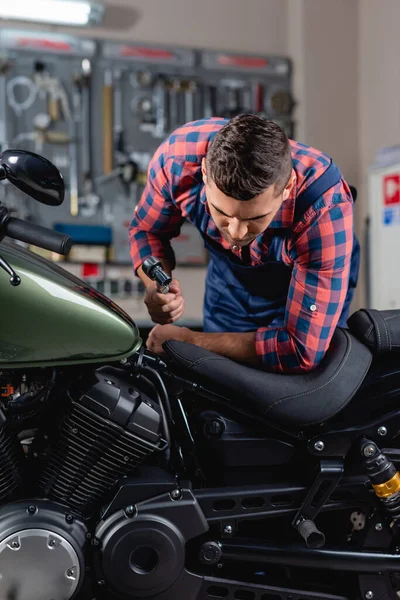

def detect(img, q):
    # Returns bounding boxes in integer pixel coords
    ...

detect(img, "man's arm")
[129,143,183,278]
[147,324,258,364]
[255,194,354,372]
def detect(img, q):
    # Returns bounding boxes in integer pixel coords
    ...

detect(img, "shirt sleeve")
[255,191,354,373]
[129,144,184,273]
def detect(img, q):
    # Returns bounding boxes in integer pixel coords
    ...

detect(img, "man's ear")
[282,169,296,201]
[201,158,208,184]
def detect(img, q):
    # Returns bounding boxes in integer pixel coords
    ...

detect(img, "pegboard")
[0,29,294,266]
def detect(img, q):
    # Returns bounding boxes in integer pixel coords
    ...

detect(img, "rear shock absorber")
[360,438,400,520]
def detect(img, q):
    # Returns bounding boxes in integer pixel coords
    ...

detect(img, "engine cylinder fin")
[0,422,22,500]
[39,401,160,513]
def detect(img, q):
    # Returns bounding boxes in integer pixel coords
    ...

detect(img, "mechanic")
[129,114,359,373]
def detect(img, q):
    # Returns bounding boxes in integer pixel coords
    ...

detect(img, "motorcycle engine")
[0,365,163,600]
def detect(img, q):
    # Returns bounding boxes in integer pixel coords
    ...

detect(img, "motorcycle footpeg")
[296,518,326,549]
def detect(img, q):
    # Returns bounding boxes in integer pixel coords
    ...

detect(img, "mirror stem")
[0,254,21,286]
[0,165,6,181]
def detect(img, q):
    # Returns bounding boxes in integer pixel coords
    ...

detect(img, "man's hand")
[146,324,192,354]
[144,279,185,325]
[146,324,259,367]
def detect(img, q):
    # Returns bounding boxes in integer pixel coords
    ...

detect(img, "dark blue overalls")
[191,161,360,333]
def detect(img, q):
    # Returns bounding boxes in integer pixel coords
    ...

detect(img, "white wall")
[358,0,400,301]
[2,0,288,54]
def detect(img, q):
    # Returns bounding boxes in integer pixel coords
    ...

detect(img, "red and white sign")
[217,54,269,68]
[383,174,400,205]
[120,45,175,60]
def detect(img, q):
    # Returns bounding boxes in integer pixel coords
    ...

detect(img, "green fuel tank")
[0,241,142,368]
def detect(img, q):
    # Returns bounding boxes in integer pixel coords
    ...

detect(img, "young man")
[129,114,359,373]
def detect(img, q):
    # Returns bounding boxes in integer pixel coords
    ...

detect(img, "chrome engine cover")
[0,500,87,600]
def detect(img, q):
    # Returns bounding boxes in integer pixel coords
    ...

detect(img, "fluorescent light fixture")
[0,0,104,26]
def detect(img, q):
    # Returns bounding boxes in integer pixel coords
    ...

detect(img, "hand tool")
[6,75,38,117]
[103,69,113,175]
[113,68,125,164]
[154,76,167,139]
[69,82,80,217]
[142,256,172,294]
[0,57,11,153]
[183,79,196,123]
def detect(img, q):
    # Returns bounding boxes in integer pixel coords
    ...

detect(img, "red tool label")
[17,38,72,52]
[120,46,175,60]
[383,174,400,205]
[217,55,269,68]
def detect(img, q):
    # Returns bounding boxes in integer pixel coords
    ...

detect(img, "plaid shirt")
[129,118,354,373]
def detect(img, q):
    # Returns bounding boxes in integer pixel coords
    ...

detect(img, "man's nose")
[228,218,247,240]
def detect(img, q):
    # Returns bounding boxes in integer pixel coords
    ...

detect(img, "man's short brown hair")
[206,114,292,201]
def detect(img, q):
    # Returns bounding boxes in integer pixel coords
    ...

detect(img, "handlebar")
[5,217,72,255]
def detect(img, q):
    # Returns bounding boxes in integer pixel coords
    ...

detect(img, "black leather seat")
[163,327,372,428]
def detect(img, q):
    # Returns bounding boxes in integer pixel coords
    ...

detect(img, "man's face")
[202,158,295,248]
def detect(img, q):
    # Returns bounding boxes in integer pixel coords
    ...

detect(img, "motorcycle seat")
[163,327,373,428]
[348,308,400,354]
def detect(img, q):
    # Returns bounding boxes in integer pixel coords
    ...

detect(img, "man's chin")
[224,237,254,247]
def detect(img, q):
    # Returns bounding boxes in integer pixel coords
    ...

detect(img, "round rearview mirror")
[0,149,65,206]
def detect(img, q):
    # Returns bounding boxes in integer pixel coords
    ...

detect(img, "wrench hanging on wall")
[73,59,100,218]
[154,76,167,139]
[183,79,197,124]
[0,58,12,153]
[103,69,113,176]
[113,68,126,164]
[69,74,80,217]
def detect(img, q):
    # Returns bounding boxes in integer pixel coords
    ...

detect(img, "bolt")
[105,380,114,385]
[375,522,383,531]
[365,592,374,600]
[123,455,130,462]
[205,420,224,438]
[66,568,76,579]
[85,532,92,540]
[72,428,78,434]
[65,514,74,524]
[125,505,136,517]
[378,426,387,437]
[27,505,37,515]
[11,541,19,549]
[91,538,100,547]
[363,444,377,458]
[217,563,223,569]
[170,488,182,500]
[49,539,56,547]
[120,358,128,365]
[314,440,325,452]
[97,580,105,586]
[224,525,233,534]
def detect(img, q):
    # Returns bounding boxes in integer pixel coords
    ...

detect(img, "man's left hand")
[146,324,192,355]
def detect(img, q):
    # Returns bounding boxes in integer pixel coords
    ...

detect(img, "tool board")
[0,28,294,263]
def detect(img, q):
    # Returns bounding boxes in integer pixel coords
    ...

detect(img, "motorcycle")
[0,149,400,600]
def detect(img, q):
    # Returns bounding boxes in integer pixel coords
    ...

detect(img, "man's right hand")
[144,278,185,324]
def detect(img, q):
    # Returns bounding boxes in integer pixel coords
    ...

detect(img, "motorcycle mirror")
[0,149,65,206]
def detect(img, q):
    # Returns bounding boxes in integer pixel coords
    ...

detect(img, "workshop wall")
[4,0,289,55]
[287,0,361,308]
[357,0,400,308]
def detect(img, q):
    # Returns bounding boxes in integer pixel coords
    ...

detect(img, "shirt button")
[310,304,317,312]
